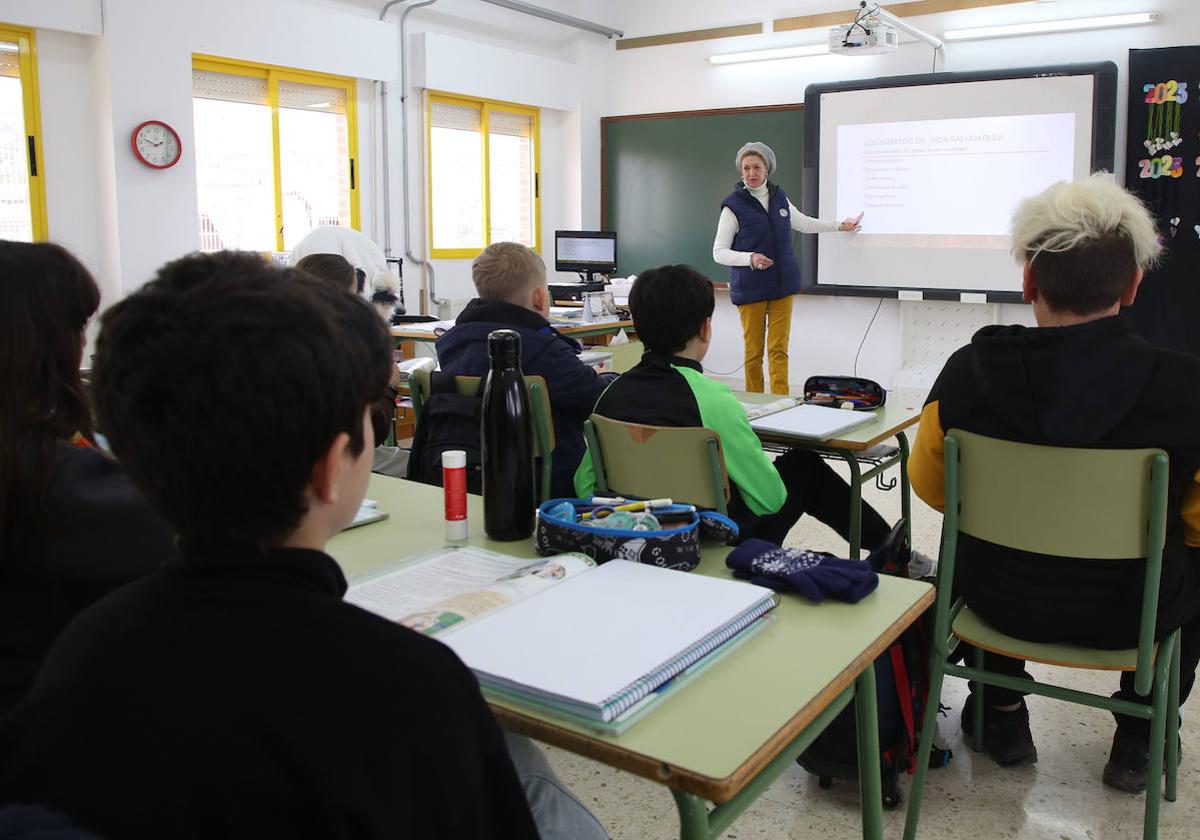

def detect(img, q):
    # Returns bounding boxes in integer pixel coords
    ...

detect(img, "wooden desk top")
[329,476,933,803]
[738,388,926,451]
[391,320,634,342]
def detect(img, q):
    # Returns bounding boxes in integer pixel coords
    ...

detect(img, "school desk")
[738,390,925,559]
[328,475,934,840]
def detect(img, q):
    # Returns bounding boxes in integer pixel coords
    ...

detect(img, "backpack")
[795,523,951,809]
[405,373,486,494]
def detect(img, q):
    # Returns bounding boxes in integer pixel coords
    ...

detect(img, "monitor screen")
[555,230,617,273]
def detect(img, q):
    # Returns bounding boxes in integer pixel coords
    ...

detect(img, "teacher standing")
[712,141,862,394]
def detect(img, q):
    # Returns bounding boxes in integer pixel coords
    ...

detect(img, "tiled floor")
[542,455,1199,839]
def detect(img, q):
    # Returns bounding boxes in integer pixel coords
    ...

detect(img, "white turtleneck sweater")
[712,183,839,267]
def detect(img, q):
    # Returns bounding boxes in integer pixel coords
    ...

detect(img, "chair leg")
[902,657,946,840]
[1167,635,1181,803]
[972,646,985,752]
[1143,661,1170,840]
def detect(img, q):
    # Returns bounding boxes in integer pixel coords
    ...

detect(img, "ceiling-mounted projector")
[829,17,899,55]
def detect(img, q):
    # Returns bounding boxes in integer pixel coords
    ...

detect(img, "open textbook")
[346,548,777,734]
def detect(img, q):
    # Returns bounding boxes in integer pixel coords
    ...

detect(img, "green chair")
[904,430,1180,840]
[583,414,730,514]
[407,370,556,502]
[607,340,644,374]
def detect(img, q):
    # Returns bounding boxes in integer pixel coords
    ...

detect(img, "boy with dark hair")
[575,263,896,550]
[437,242,611,497]
[0,252,539,839]
[910,175,1200,788]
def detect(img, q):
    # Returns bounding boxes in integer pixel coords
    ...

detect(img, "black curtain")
[1121,47,1200,357]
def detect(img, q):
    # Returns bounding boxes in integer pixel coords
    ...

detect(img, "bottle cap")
[442,450,466,469]
[488,329,521,364]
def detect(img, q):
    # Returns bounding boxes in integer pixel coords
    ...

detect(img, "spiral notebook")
[347,551,776,733]
[441,560,776,726]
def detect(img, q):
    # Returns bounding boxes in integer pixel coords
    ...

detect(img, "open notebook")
[345,548,776,734]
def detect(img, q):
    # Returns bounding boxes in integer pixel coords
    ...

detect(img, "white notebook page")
[749,404,874,440]
[442,560,773,708]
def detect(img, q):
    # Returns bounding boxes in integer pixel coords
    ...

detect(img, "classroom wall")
[586,0,1200,389]
[0,0,610,333]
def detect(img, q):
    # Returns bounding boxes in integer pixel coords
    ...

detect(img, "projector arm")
[860,1,945,53]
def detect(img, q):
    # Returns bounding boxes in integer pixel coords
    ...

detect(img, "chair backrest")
[949,429,1165,560]
[584,414,730,513]
[943,429,1168,690]
[409,370,556,500]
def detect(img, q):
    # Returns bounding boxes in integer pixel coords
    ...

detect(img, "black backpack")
[405,373,486,494]
[796,523,951,809]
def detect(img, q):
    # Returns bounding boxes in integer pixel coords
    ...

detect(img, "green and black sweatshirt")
[910,316,1200,647]
[574,353,786,518]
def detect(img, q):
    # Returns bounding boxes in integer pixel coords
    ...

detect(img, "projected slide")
[837,113,1075,238]
[807,68,1110,297]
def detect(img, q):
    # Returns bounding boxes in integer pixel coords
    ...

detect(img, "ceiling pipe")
[380,0,444,309]
[477,0,623,38]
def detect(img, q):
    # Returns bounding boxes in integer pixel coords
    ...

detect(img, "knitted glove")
[725,538,879,603]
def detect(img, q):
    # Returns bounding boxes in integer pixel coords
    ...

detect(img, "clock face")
[131,121,182,169]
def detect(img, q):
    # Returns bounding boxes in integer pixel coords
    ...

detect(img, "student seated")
[436,242,612,497]
[0,252,539,839]
[296,251,408,478]
[575,264,897,551]
[0,242,172,717]
[909,174,1200,789]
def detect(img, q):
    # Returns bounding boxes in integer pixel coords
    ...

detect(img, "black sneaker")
[1103,728,1150,792]
[960,695,1038,767]
[1102,728,1183,793]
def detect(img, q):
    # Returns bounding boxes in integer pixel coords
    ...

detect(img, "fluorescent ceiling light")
[943,12,1159,41]
[709,44,828,65]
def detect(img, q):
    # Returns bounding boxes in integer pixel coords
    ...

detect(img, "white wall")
[588,0,1200,389]
[0,0,615,326]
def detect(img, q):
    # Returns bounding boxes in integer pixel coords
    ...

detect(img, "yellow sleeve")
[1182,468,1200,548]
[909,401,946,513]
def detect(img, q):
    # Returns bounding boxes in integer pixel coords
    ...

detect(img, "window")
[0,24,46,241]
[428,93,539,259]
[191,56,359,253]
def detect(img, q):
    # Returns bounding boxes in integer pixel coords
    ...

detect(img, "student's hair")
[295,253,359,295]
[0,242,101,553]
[629,265,715,355]
[1011,173,1162,316]
[92,251,391,545]
[471,242,545,302]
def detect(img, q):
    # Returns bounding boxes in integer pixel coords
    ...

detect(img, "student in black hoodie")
[910,174,1200,791]
[436,242,612,496]
[0,253,539,839]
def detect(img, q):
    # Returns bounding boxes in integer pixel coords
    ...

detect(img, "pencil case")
[534,499,739,572]
[803,375,886,410]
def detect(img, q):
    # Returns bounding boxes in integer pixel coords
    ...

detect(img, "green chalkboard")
[602,105,804,285]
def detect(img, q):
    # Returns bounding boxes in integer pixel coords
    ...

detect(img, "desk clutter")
[535,496,740,571]
[346,547,777,734]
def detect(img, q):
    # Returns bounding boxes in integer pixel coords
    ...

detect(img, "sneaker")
[1102,728,1183,793]
[908,550,936,579]
[960,696,1038,766]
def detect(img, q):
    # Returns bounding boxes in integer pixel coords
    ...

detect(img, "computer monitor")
[555,230,617,283]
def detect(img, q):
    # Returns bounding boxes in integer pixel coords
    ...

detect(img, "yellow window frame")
[1,23,47,241]
[192,55,360,253]
[427,91,541,260]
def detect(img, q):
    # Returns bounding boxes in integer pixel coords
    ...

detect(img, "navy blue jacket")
[721,182,803,306]
[436,299,612,498]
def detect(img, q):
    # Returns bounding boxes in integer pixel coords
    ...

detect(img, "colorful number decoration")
[1142,81,1187,155]
[1139,155,1184,180]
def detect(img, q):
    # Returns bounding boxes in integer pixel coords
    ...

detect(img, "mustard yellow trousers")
[738,295,793,395]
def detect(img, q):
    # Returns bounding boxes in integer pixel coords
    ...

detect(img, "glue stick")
[442,450,468,541]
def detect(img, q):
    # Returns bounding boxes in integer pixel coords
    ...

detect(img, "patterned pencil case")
[534,499,739,572]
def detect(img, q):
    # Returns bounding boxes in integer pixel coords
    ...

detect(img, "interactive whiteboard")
[801,63,1117,302]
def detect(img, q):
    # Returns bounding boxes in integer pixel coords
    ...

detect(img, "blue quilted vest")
[720,182,802,306]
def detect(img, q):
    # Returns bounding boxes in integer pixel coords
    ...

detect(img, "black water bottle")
[481,329,536,540]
